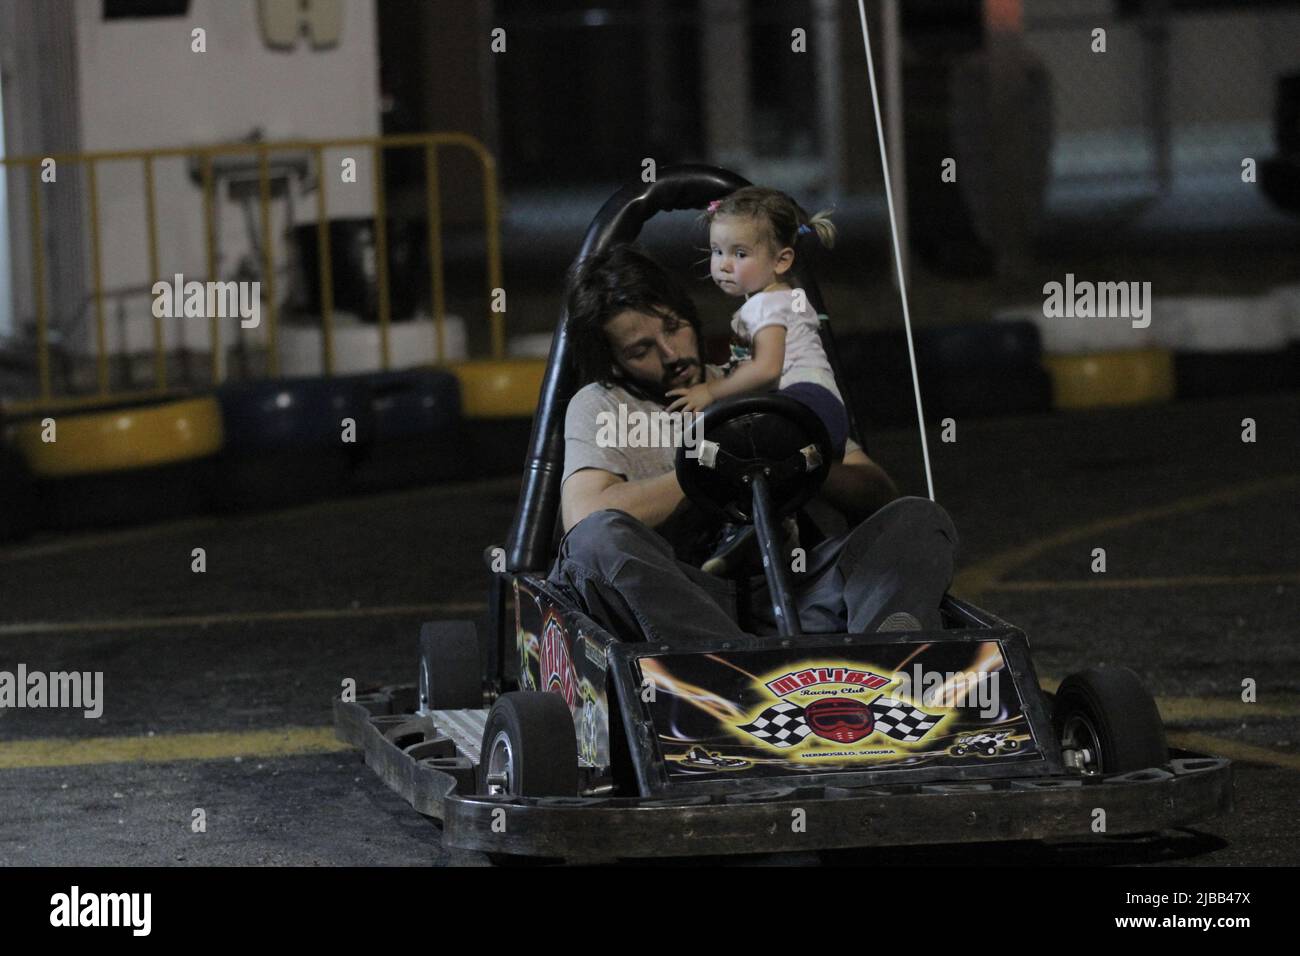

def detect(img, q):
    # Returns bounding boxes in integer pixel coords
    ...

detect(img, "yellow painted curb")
[448,359,545,419]
[9,396,224,477]
[0,725,347,770]
[1042,349,1174,409]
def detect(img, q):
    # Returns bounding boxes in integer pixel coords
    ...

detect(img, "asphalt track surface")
[1,392,1296,866]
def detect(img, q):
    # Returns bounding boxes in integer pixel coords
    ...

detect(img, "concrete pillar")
[812,0,844,199]
[700,0,752,168]
[0,0,85,339]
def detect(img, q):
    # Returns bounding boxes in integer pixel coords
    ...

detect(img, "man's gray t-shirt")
[563,365,859,485]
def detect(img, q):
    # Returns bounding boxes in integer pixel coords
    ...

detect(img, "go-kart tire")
[417,620,482,711]
[1053,667,1168,775]
[479,691,578,799]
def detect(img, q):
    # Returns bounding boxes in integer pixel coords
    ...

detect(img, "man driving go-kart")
[552,243,959,643]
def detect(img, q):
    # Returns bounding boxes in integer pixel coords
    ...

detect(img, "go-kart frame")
[331,165,1233,860]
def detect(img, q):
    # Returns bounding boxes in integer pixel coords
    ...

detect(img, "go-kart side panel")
[610,628,1062,796]
[514,575,616,770]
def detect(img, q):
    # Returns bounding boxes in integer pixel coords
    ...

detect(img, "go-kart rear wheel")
[479,691,577,798]
[1054,667,1168,776]
[417,621,482,711]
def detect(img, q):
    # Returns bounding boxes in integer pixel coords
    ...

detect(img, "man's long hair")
[564,244,701,389]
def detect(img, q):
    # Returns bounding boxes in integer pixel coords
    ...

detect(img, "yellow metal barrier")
[0,133,504,414]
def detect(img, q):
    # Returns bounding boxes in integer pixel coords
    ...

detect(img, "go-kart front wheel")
[480,692,578,798]
[1054,667,1168,776]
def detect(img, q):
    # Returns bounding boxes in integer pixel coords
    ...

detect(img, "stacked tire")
[1276,284,1300,384]
[914,321,1052,421]
[996,304,1173,411]
[3,395,224,529]
[215,377,371,511]
[450,358,546,476]
[1153,295,1296,399]
[346,367,468,491]
[833,320,1051,430]
[0,439,40,541]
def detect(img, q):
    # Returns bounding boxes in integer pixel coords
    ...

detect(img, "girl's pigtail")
[807,208,837,250]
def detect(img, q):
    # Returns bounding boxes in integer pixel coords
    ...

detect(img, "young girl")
[666,186,848,461]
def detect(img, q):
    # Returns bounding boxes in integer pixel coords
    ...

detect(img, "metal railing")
[0,132,503,412]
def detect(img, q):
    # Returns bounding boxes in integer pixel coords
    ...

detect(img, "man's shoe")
[701,523,757,576]
[702,517,801,577]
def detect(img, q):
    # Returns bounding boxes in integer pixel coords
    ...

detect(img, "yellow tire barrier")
[449,359,546,419]
[1042,349,1174,410]
[8,396,224,478]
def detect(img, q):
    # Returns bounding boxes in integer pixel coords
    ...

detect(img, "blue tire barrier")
[0,441,40,541]
[345,367,470,491]
[216,376,374,511]
[465,418,535,478]
[924,367,1054,422]
[1174,349,1299,399]
[915,320,1043,372]
[834,330,916,429]
[1259,155,1300,217]
[37,457,220,531]
[836,325,1048,429]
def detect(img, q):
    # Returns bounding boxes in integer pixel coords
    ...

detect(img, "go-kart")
[333,165,1232,861]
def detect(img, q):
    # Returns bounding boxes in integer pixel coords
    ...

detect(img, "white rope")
[855,0,935,500]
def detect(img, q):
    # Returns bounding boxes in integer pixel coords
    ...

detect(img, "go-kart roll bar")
[502,164,868,575]
[503,165,748,574]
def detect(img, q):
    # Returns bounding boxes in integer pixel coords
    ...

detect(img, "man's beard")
[616,357,702,405]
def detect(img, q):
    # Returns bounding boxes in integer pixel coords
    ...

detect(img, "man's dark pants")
[548,498,959,644]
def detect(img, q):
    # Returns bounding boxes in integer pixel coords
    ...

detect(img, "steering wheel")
[674,394,832,525]
[674,395,831,637]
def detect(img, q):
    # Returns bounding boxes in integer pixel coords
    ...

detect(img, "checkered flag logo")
[737,701,812,748]
[870,696,942,742]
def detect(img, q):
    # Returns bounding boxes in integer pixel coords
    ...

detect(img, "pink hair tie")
[707,199,721,213]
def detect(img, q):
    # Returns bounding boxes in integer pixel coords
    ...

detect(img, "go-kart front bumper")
[333,687,1233,860]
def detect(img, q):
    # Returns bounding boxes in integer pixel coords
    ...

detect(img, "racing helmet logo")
[804,697,874,743]
[540,615,577,707]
